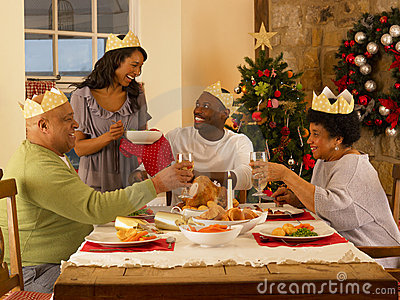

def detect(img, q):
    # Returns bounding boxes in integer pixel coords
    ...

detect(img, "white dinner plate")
[85,229,160,247]
[259,224,335,242]
[125,130,162,144]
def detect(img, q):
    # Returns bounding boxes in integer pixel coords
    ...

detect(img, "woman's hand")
[272,187,304,208]
[107,120,125,141]
[249,161,289,182]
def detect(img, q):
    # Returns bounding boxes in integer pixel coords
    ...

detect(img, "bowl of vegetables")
[179,224,242,247]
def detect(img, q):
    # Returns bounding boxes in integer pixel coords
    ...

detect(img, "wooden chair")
[0,169,3,179]
[0,178,52,299]
[391,164,400,224]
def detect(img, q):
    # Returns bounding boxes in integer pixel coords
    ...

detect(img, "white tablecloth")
[62,206,374,271]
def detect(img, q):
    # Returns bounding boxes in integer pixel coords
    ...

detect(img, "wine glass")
[250,152,267,204]
[177,152,194,199]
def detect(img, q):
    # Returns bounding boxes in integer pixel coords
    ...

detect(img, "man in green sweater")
[0,88,192,293]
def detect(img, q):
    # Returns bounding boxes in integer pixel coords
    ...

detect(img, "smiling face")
[307,123,342,161]
[114,49,144,87]
[46,102,79,155]
[193,92,228,133]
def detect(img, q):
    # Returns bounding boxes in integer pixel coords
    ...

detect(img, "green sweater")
[0,140,157,266]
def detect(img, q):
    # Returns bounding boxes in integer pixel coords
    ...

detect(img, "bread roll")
[227,208,245,221]
[242,209,258,220]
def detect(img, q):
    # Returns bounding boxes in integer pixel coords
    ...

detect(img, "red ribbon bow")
[258,69,270,77]
[272,136,291,162]
[332,75,354,93]
[379,98,400,129]
[303,154,315,170]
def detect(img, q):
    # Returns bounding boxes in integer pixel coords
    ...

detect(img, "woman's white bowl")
[192,211,267,235]
[125,130,162,144]
[179,224,242,247]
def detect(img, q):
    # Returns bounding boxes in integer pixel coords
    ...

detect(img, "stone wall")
[269,0,400,202]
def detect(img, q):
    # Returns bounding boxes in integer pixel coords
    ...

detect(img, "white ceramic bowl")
[179,224,242,247]
[125,130,162,144]
[192,211,268,235]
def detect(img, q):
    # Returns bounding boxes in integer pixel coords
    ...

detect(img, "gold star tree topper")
[249,22,277,50]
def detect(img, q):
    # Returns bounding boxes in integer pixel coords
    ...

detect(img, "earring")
[334,145,339,151]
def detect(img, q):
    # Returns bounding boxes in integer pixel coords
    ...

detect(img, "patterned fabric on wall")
[25,81,56,99]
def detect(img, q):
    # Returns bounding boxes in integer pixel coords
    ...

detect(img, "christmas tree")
[226,50,314,194]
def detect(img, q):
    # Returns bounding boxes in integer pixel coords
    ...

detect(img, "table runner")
[80,239,174,253]
[253,232,348,247]
[62,220,374,271]
[266,210,315,221]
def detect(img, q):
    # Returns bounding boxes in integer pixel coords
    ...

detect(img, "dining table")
[53,203,398,299]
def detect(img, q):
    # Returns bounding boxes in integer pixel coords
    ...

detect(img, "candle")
[227,171,233,210]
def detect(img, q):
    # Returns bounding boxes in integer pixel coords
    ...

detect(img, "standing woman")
[70,31,151,192]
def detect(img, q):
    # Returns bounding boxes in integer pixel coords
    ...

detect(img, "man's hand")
[272,187,303,208]
[151,161,193,194]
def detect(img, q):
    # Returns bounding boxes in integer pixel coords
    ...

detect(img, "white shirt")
[166,127,253,204]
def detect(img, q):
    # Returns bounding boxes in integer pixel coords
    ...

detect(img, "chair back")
[391,164,400,223]
[0,169,3,179]
[0,178,24,295]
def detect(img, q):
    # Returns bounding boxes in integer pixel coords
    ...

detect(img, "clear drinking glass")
[177,152,194,199]
[250,152,267,203]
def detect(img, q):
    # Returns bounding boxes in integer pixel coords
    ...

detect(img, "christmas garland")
[333,8,400,136]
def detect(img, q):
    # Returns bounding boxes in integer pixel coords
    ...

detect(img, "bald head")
[25,93,78,156]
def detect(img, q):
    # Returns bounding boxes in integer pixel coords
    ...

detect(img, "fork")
[284,211,302,224]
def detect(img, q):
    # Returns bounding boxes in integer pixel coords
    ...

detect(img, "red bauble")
[364,51,372,59]
[281,126,290,136]
[252,111,262,121]
[350,40,355,47]
[251,80,256,86]
[352,89,358,95]
[349,70,355,75]
[274,90,281,98]
[346,53,355,64]
[377,28,382,32]
[380,16,388,23]
[358,95,368,106]
[269,121,277,129]
[375,119,383,126]
[342,53,346,59]
[344,41,350,47]
[395,83,400,89]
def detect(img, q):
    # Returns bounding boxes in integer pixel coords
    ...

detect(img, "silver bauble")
[366,42,379,54]
[354,55,367,67]
[234,86,241,94]
[381,33,393,46]
[288,156,295,166]
[379,105,390,116]
[355,32,367,44]
[396,41,400,52]
[360,64,372,75]
[364,80,376,92]
[385,127,398,137]
[389,25,400,37]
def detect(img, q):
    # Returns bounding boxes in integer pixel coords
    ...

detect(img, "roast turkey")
[185,176,227,208]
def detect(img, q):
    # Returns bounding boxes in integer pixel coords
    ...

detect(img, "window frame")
[24,0,139,90]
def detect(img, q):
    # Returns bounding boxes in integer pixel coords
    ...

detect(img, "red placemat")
[266,210,315,222]
[80,239,174,253]
[253,232,348,247]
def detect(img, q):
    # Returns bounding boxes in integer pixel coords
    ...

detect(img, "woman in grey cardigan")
[251,91,400,267]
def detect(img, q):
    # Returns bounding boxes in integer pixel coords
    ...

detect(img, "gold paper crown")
[312,87,354,114]
[20,88,68,119]
[105,31,141,53]
[204,81,234,109]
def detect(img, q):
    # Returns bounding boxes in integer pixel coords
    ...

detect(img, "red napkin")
[253,232,348,247]
[80,239,174,253]
[266,210,315,222]
[119,129,174,176]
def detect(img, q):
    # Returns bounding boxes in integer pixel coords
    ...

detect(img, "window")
[24,0,138,87]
